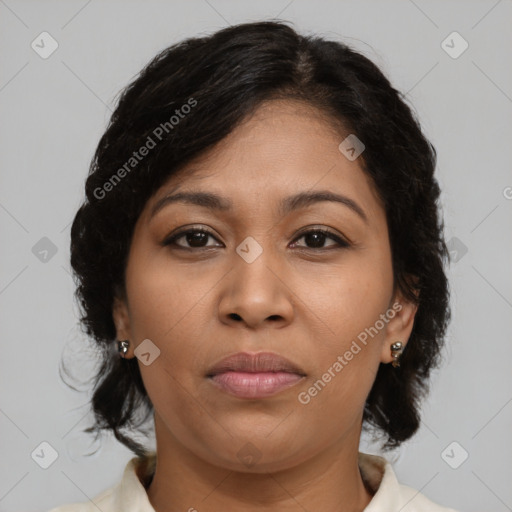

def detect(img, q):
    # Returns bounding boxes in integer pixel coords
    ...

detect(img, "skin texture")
[113,99,418,512]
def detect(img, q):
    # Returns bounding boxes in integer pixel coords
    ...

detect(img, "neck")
[146,414,374,512]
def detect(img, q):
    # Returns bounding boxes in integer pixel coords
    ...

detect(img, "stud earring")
[117,339,130,358]
[390,341,403,368]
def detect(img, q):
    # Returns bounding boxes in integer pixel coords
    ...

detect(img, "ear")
[112,295,134,358]
[379,284,419,365]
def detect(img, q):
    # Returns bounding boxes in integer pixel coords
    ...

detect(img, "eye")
[163,227,222,250]
[290,228,350,250]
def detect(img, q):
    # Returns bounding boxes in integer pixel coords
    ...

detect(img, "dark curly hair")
[64,20,450,458]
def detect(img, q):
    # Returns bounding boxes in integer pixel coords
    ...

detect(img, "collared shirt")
[48,451,459,511]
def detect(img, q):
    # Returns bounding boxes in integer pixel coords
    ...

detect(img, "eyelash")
[162,226,351,252]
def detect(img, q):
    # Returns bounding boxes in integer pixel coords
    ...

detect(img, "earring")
[390,341,403,368]
[117,339,130,358]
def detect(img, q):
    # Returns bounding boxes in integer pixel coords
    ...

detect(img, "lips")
[206,352,307,399]
[206,351,306,377]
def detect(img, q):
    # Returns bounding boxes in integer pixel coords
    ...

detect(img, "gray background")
[1,1,511,511]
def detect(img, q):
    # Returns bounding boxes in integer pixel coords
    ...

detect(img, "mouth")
[206,351,306,399]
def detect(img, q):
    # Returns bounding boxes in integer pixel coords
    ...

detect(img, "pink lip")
[206,351,306,399]
[207,351,306,376]
[209,371,304,399]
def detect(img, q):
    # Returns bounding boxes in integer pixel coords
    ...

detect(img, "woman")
[53,20,459,512]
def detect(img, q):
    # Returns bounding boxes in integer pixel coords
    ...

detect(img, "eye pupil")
[305,232,326,248]
[187,231,208,247]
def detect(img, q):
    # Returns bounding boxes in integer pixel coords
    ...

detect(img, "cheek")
[304,252,393,351]
[124,256,207,407]
[296,251,393,409]
[125,242,212,342]
[126,279,206,382]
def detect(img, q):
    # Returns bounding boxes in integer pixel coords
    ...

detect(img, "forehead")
[146,99,384,222]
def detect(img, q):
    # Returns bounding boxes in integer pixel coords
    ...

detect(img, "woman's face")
[113,99,417,472]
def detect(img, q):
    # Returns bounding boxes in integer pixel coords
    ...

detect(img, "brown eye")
[163,228,222,249]
[290,229,350,250]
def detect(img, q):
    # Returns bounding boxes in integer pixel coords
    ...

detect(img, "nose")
[218,247,294,329]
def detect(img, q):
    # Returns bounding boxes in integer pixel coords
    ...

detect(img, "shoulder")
[47,487,115,512]
[359,452,460,512]
[395,482,460,512]
[46,453,156,512]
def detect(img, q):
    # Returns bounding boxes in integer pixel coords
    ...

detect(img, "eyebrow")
[150,189,368,223]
